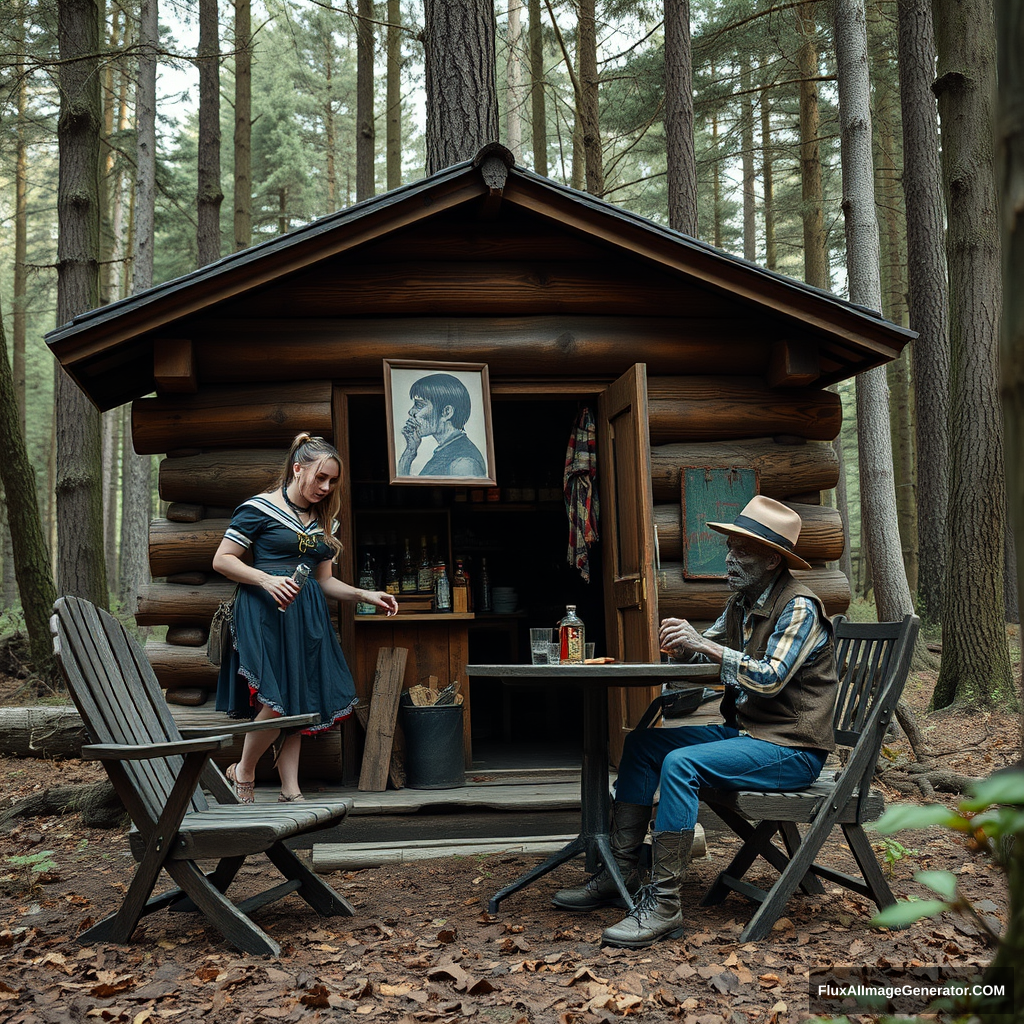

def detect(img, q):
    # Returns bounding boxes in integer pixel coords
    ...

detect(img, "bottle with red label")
[558,605,586,664]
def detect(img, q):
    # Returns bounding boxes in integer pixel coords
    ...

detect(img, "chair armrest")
[81,735,234,761]
[179,713,318,738]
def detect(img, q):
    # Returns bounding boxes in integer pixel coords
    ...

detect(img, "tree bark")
[528,0,546,176]
[665,0,697,235]
[740,57,756,261]
[423,0,498,174]
[833,0,914,623]
[386,0,402,190]
[760,77,776,270]
[898,0,949,629]
[577,0,602,195]
[56,0,108,610]
[197,0,223,266]
[233,0,252,250]
[0,310,57,676]
[797,1,828,289]
[932,0,1016,709]
[356,0,375,201]
[506,0,524,157]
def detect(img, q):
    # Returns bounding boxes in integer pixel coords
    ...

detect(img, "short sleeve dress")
[215,495,357,733]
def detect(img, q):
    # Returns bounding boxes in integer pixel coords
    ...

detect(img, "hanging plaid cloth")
[564,406,600,582]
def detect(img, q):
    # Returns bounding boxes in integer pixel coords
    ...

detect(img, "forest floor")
[0,634,1020,1024]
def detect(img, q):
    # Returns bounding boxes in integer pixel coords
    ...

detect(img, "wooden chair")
[50,595,356,956]
[697,613,920,941]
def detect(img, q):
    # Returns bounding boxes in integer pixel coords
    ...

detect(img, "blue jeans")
[614,724,828,832]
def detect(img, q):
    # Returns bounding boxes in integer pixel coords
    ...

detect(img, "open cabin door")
[598,364,660,764]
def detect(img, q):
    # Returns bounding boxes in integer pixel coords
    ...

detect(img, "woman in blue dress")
[213,433,398,802]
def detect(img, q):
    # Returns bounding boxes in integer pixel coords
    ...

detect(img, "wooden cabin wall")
[135,375,848,703]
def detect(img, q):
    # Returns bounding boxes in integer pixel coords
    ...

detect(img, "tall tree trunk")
[0,309,57,676]
[577,0,601,195]
[56,0,108,608]
[102,409,119,592]
[356,0,375,201]
[234,0,252,250]
[898,0,948,628]
[386,0,402,190]
[833,0,913,623]
[932,0,1015,708]
[760,79,776,271]
[874,63,918,597]
[986,0,1024,1009]
[325,42,337,212]
[197,0,223,266]
[740,57,756,261]
[507,0,524,157]
[423,0,498,174]
[121,0,158,621]
[665,0,697,234]
[797,1,828,289]
[712,104,721,247]
[529,0,546,176]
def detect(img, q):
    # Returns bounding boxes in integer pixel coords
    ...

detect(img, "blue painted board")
[681,467,759,579]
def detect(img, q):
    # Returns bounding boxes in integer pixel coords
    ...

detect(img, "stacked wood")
[656,566,851,622]
[651,438,839,502]
[145,640,220,688]
[646,378,841,443]
[132,382,332,454]
[150,518,230,576]
[653,502,844,564]
[159,449,280,505]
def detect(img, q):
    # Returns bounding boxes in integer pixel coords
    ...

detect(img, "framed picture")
[680,467,759,579]
[383,359,497,486]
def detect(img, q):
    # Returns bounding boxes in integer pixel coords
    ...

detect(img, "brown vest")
[719,570,837,752]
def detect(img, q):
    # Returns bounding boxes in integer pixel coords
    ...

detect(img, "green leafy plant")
[873,836,921,878]
[2,850,59,893]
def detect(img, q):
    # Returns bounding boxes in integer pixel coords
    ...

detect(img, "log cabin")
[46,143,914,780]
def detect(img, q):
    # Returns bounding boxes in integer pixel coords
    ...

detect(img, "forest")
[0,0,1022,714]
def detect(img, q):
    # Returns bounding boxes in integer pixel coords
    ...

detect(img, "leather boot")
[552,802,651,911]
[600,829,692,948]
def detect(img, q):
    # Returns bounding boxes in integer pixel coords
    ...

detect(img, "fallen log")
[0,706,87,760]
[0,781,125,829]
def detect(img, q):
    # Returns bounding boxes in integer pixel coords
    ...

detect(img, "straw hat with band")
[707,495,811,571]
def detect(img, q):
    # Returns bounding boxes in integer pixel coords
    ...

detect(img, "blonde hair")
[273,433,344,559]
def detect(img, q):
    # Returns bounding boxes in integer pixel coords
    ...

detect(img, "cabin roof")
[47,145,915,410]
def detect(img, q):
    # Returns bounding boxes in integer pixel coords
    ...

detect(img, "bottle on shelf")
[435,562,452,612]
[558,605,586,664]
[356,552,377,615]
[384,553,401,596]
[417,535,433,593]
[452,558,469,613]
[401,539,417,593]
[478,557,492,612]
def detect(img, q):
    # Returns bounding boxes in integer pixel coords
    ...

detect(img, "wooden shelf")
[355,612,476,623]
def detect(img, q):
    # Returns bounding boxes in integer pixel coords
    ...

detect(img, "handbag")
[207,587,239,666]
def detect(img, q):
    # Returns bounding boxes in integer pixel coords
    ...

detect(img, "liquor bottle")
[356,552,377,615]
[452,558,469,613]
[434,562,452,612]
[417,536,433,593]
[479,557,492,612]
[384,553,401,595]
[558,605,585,664]
[401,539,417,593]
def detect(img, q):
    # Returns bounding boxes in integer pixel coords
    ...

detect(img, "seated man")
[553,496,838,949]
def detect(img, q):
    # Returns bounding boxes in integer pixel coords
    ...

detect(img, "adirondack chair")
[50,595,356,956]
[697,613,920,941]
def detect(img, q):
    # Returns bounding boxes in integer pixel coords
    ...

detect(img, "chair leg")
[778,822,826,895]
[168,856,246,914]
[843,824,896,911]
[163,860,281,956]
[701,818,779,906]
[264,843,356,918]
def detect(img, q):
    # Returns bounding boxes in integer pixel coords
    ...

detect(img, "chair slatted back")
[52,596,210,822]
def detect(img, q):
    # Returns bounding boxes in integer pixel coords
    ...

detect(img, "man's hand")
[397,419,422,474]
[659,617,724,663]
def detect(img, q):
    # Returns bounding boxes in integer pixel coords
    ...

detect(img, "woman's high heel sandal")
[226,764,256,804]
[278,792,305,802]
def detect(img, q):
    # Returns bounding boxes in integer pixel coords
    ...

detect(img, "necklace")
[282,484,311,516]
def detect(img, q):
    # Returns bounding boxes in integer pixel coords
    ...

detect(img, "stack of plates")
[492,587,518,613]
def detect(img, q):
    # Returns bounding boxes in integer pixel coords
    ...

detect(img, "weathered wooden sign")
[681,467,759,579]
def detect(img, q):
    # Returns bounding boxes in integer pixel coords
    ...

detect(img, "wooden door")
[598,364,660,763]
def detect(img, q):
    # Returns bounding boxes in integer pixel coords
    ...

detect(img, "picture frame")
[383,359,497,486]
[680,466,760,579]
